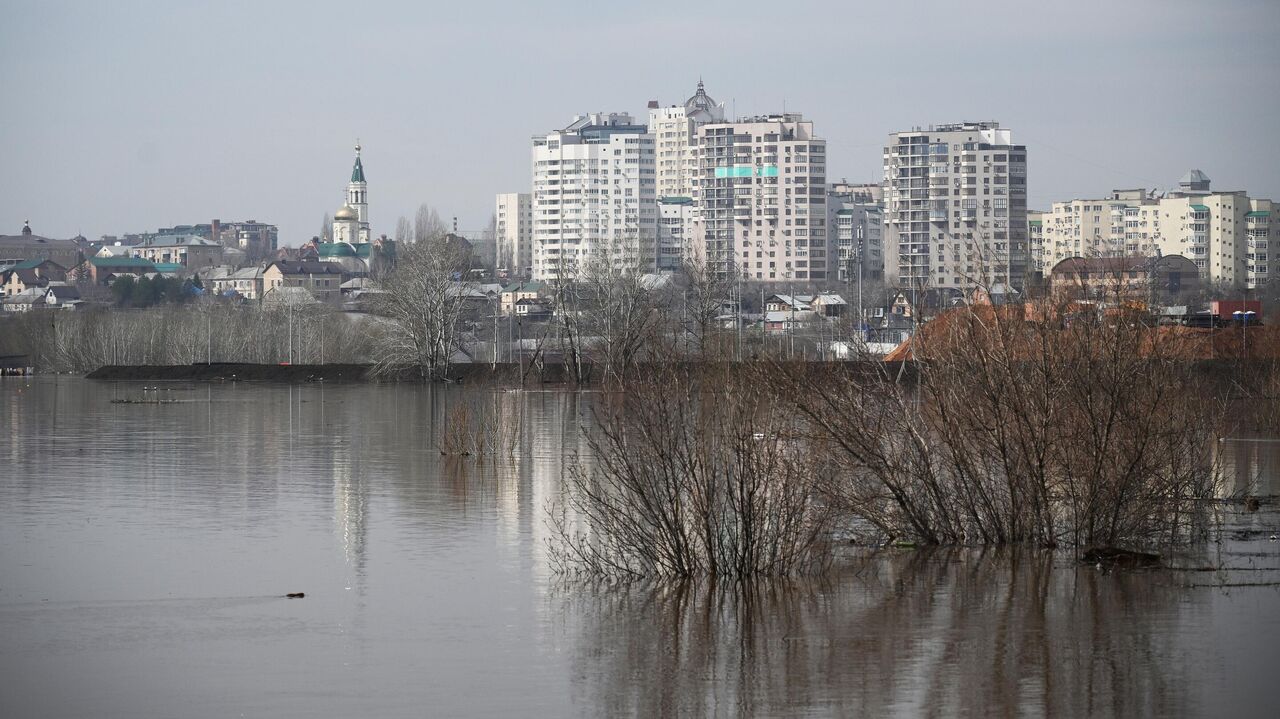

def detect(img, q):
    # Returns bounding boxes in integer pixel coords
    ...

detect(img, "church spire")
[351,141,365,183]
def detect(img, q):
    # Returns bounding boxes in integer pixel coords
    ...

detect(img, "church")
[316,143,394,275]
[332,143,370,244]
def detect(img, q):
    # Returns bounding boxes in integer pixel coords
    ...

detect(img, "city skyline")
[3,0,1278,245]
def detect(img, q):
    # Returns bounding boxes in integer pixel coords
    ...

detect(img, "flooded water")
[2,377,1278,718]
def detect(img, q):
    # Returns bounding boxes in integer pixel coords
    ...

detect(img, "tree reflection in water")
[564,550,1194,717]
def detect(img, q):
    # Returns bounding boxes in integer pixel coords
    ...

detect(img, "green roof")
[90,257,156,268]
[355,244,372,258]
[318,242,357,258]
[1190,204,1210,212]
[153,263,183,273]
[9,258,57,270]
[351,156,365,183]
[1246,211,1270,218]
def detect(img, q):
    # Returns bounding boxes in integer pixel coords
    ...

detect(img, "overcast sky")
[3,0,1278,245]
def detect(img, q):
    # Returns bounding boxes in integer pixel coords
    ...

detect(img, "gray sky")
[3,0,1278,245]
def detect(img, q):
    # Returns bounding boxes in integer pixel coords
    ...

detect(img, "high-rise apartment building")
[883,122,1028,289]
[531,113,657,280]
[649,82,726,272]
[650,81,726,202]
[826,187,884,283]
[693,113,827,280]
[1035,171,1274,288]
[657,196,695,271]
[1035,189,1157,275]
[494,192,532,277]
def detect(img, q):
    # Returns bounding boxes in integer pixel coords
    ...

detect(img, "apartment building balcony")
[930,210,948,222]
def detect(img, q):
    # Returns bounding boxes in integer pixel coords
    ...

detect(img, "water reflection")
[565,551,1207,717]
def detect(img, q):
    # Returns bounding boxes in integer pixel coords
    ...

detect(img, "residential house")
[44,284,81,309]
[514,297,553,319]
[131,234,223,271]
[84,257,158,285]
[1,259,66,297]
[206,266,265,300]
[501,281,547,316]
[765,294,813,314]
[263,261,345,304]
[810,293,848,317]
[1,287,47,312]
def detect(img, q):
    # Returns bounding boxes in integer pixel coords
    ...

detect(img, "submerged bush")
[783,301,1225,550]
[551,364,835,579]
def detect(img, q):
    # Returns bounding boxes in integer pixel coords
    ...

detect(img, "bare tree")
[369,234,473,380]
[413,203,447,244]
[585,259,671,384]
[678,256,739,360]
[395,215,412,244]
[320,213,332,243]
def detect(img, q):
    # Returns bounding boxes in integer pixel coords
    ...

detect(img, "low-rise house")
[1,287,47,312]
[1,259,66,297]
[501,281,547,316]
[810,293,848,317]
[765,294,812,313]
[44,284,82,309]
[765,310,810,334]
[83,257,158,284]
[206,266,265,300]
[94,243,135,259]
[130,235,224,271]
[263,261,345,304]
[514,297,553,319]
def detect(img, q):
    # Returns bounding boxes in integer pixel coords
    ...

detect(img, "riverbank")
[85,362,582,383]
[81,356,1277,386]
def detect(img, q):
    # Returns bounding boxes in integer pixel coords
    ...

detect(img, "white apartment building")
[494,192,532,277]
[693,113,828,280]
[1034,171,1274,288]
[826,189,884,283]
[649,82,725,271]
[883,122,1028,290]
[531,113,657,280]
[657,197,695,271]
[650,81,726,202]
[1035,189,1158,274]
[1027,210,1045,277]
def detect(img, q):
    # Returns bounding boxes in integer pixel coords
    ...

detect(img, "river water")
[1,377,1278,718]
